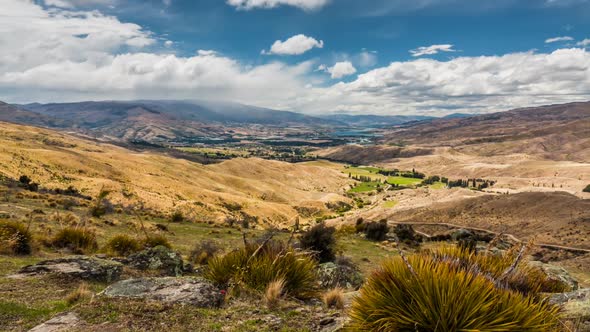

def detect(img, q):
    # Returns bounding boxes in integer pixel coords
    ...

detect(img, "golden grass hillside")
[0,121,352,226]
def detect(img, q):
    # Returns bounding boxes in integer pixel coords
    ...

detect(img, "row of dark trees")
[447,178,496,190]
[377,168,426,179]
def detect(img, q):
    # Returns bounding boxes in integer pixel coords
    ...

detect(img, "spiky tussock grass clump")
[323,288,345,310]
[105,234,141,257]
[0,220,32,255]
[52,227,98,254]
[350,246,562,331]
[205,240,317,299]
[428,245,570,294]
[264,278,285,309]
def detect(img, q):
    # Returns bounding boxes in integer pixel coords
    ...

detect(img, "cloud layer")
[410,44,456,57]
[226,0,329,11]
[545,36,574,43]
[1,0,590,117]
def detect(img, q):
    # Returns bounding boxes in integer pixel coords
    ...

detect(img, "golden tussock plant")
[323,288,345,310]
[105,234,141,257]
[65,283,93,305]
[0,220,32,255]
[350,245,563,331]
[141,234,171,249]
[205,238,318,299]
[263,278,285,309]
[51,226,98,254]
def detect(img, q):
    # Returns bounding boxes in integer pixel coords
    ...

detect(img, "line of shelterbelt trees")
[350,170,496,190]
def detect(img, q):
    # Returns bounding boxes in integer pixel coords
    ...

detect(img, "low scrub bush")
[583,184,590,193]
[350,246,563,331]
[0,220,33,255]
[189,240,220,265]
[170,210,184,223]
[205,239,317,299]
[52,227,98,253]
[88,188,113,218]
[141,235,171,249]
[364,220,389,241]
[299,222,336,263]
[106,234,141,256]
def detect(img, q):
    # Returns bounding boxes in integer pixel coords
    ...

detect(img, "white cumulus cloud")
[226,0,329,11]
[325,61,357,79]
[577,39,590,47]
[263,34,324,55]
[410,44,456,57]
[545,36,574,43]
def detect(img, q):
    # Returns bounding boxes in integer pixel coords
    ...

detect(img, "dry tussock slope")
[387,191,590,249]
[0,121,351,225]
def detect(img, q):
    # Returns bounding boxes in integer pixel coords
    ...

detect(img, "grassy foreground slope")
[0,121,351,226]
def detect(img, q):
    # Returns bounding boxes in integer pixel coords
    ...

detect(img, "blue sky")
[97,0,590,68]
[1,0,589,115]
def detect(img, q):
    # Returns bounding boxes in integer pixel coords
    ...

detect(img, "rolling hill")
[382,101,590,162]
[0,120,352,226]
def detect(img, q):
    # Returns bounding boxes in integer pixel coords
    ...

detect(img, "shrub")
[170,210,184,223]
[354,218,366,233]
[299,222,336,263]
[583,184,590,193]
[0,220,32,255]
[264,278,285,309]
[106,234,140,256]
[323,288,345,309]
[141,235,172,249]
[206,240,317,299]
[189,240,220,265]
[89,188,113,218]
[52,227,98,253]
[350,246,562,331]
[364,220,389,241]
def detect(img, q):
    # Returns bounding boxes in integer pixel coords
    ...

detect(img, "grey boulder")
[102,277,224,308]
[17,256,122,282]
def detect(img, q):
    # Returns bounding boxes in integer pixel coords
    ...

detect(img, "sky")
[1,0,590,115]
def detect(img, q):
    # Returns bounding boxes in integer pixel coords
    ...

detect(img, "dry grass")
[65,283,93,305]
[0,121,351,227]
[322,288,345,310]
[263,278,285,310]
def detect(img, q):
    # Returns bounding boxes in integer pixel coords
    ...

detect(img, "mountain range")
[0,100,452,143]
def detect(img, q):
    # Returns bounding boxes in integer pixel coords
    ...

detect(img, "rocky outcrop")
[101,277,224,308]
[529,261,579,291]
[549,288,590,331]
[127,246,184,276]
[317,262,364,290]
[16,256,122,282]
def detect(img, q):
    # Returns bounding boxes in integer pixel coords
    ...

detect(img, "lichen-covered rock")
[317,262,364,290]
[127,245,184,276]
[16,256,122,282]
[102,277,224,308]
[549,288,590,331]
[529,261,579,291]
